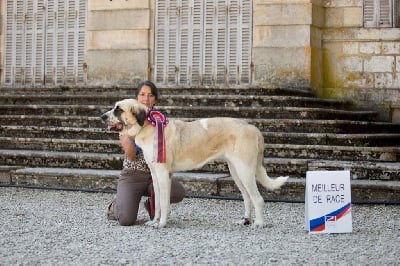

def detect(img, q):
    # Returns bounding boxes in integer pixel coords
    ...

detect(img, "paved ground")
[0,187,399,265]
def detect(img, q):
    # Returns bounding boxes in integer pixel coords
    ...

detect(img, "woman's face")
[137,85,156,108]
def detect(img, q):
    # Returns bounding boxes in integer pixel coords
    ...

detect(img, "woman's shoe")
[107,200,117,220]
[144,198,155,220]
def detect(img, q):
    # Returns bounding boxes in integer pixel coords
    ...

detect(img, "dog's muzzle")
[100,112,124,131]
[100,113,107,122]
[100,113,110,123]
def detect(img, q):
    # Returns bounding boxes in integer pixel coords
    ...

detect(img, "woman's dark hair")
[135,80,159,101]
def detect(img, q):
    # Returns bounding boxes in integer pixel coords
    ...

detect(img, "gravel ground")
[0,187,399,265]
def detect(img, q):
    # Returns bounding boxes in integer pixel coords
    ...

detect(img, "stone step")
[1,86,314,97]
[1,149,399,180]
[262,132,400,146]
[265,144,400,162]
[310,160,400,181]
[2,167,398,203]
[199,157,400,180]
[249,119,400,134]
[264,157,400,180]
[0,94,350,109]
[1,115,399,134]
[0,104,378,121]
[0,125,114,140]
[0,149,123,170]
[0,115,101,128]
[1,136,399,161]
[0,137,121,153]
[0,104,110,117]
[2,124,398,147]
[161,106,378,121]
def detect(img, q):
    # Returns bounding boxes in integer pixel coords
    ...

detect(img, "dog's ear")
[134,108,147,127]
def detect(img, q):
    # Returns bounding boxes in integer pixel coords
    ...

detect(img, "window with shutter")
[155,0,252,87]
[364,0,399,27]
[379,0,392,27]
[396,0,400,26]
[4,0,86,86]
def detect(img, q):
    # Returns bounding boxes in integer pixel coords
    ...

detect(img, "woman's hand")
[119,134,136,161]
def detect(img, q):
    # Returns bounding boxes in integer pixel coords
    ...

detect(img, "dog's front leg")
[154,166,171,228]
[145,165,171,228]
[145,166,160,227]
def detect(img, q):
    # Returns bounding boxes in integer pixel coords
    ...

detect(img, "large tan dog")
[101,99,288,228]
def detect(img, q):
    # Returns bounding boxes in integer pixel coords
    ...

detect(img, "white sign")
[305,170,352,233]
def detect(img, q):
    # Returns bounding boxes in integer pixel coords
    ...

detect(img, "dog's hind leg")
[228,162,252,225]
[230,159,265,228]
[243,178,265,228]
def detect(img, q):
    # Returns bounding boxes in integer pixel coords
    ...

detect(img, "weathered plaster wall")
[86,0,153,85]
[310,0,324,89]
[252,0,313,88]
[320,0,400,121]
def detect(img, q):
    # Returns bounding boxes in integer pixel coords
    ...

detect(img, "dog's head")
[100,99,148,136]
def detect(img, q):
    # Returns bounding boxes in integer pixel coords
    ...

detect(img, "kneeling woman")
[107,80,185,225]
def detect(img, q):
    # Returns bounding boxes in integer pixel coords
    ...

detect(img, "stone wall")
[310,0,324,90]
[252,0,313,88]
[86,0,153,85]
[319,0,400,121]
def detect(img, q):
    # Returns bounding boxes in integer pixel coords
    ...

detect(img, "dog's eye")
[114,106,123,116]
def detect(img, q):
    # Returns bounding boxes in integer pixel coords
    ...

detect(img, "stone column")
[86,0,152,85]
[252,0,313,88]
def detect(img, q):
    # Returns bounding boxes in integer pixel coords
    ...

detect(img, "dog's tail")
[256,167,288,191]
[255,130,288,190]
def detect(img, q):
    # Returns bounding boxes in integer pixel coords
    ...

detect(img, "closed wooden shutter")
[379,0,393,26]
[364,0,374,27]
[155,0,252,87]
[45,0,86,85]
[364,0,395,27]
[4,0,86,86]
[4,0,44,85]
[190,0,204,85]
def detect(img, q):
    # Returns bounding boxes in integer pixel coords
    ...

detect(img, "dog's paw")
[234,218,253,226]
[243,217,252,226]
[145,220,168,228]
[145,220,159,227]
[158,221,167,228]
[252,220,265,228]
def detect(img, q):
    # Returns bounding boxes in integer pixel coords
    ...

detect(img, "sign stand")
[305,170,352,234]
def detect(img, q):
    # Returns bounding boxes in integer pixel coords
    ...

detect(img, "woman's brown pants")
[114,168,186,226]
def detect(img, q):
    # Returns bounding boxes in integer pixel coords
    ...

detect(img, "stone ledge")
[5,168,398,203]
[0,166,24,184]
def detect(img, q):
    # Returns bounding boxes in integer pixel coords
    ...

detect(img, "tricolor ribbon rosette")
[146,110,169,163]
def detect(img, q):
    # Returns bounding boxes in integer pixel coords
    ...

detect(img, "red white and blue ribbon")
[147,110,169,163]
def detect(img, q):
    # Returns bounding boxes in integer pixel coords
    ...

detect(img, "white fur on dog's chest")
[199,118,208,130]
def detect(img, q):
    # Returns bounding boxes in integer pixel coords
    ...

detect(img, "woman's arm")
[119,134,136,161]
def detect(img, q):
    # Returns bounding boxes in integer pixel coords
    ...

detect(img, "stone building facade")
[0,0,399,120]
